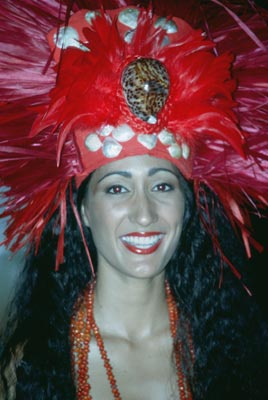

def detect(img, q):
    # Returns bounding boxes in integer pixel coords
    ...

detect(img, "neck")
[94,267,168,341]
[71,271,192,400]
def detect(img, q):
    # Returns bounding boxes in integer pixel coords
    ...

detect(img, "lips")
[120,232,165,254]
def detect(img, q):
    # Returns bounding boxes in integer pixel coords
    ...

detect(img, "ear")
[81,202,91,228]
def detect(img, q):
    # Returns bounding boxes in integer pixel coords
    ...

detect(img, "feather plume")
[0,0,268,274]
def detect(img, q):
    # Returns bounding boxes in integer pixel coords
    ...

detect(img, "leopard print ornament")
[121,58,170,124]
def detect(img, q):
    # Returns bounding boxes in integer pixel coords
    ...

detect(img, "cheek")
[85,199,108,225]
[88,218,111,256]
[167,194,185,225]
[86,201,123,242]
[167,196,185,243]
[166,207,185,257]
[91,197,130,223]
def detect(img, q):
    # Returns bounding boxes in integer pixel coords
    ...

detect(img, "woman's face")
[82,155,185,280]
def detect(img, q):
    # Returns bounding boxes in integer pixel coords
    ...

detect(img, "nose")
[128,190,158,226]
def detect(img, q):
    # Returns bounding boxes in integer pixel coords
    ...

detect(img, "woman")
[0,0,268,399]
[75,155,188,400]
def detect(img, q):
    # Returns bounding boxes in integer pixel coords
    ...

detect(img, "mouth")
[120,232,165,255]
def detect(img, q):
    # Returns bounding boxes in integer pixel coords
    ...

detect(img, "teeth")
[121,234,164,249]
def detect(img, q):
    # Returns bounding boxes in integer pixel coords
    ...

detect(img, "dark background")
[248,215,268,321]
[256,0,268,7]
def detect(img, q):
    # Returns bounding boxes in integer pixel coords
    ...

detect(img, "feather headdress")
[0,0,267,275]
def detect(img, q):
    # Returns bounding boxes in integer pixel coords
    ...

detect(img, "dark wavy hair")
[1,172,268,400]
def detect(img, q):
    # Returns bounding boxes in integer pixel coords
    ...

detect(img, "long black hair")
[1,174,268,399]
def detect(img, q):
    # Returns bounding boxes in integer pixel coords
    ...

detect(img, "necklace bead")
[71,281,192,399]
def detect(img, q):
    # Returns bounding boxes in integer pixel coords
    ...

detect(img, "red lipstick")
[122,232,162,237]
[120,232,164,255]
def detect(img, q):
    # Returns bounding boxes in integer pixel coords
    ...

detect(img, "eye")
[152,183,173,192]
[106,185,129,194]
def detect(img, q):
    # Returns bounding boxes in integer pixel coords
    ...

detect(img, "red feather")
[1,0,268,275]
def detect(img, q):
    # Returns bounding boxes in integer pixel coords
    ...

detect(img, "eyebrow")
[148,167,179,178]
[97,167,178,183]
[97,171,132,183]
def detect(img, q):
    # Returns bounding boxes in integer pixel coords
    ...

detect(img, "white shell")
[118,8,139,29]
[78,43,89,52]
[85,11,100,24]
[137,134,157,150]
[158,130,175,145]
[182,143,190,159]
[99,125,114,137]
[112,124,135,142]
[161,36,170,47]
[102,138,122,158]
[168,144,182,159]
[54,27,79,49]
[154,17,178,34]
[124,30,135,44]
[85,134,102,152]
[147,115,157,124]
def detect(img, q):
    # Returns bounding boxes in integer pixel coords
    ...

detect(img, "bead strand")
[71,288,92,400]
[71,281,193,399]
[89,286,122,400]
[165,282,192,400]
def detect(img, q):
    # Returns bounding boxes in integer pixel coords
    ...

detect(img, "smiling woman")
[81,156,185,280]
[1,0,268,399]
[70,155,189,399]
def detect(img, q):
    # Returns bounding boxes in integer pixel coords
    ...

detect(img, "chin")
[121,262,167,280]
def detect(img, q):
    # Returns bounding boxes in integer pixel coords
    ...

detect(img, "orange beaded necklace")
[70,281,192,400]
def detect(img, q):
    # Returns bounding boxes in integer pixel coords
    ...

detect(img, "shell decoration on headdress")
[0,0,268,275]
[121,57,170,124]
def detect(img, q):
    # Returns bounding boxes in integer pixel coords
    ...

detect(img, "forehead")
[91,155,178,180]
